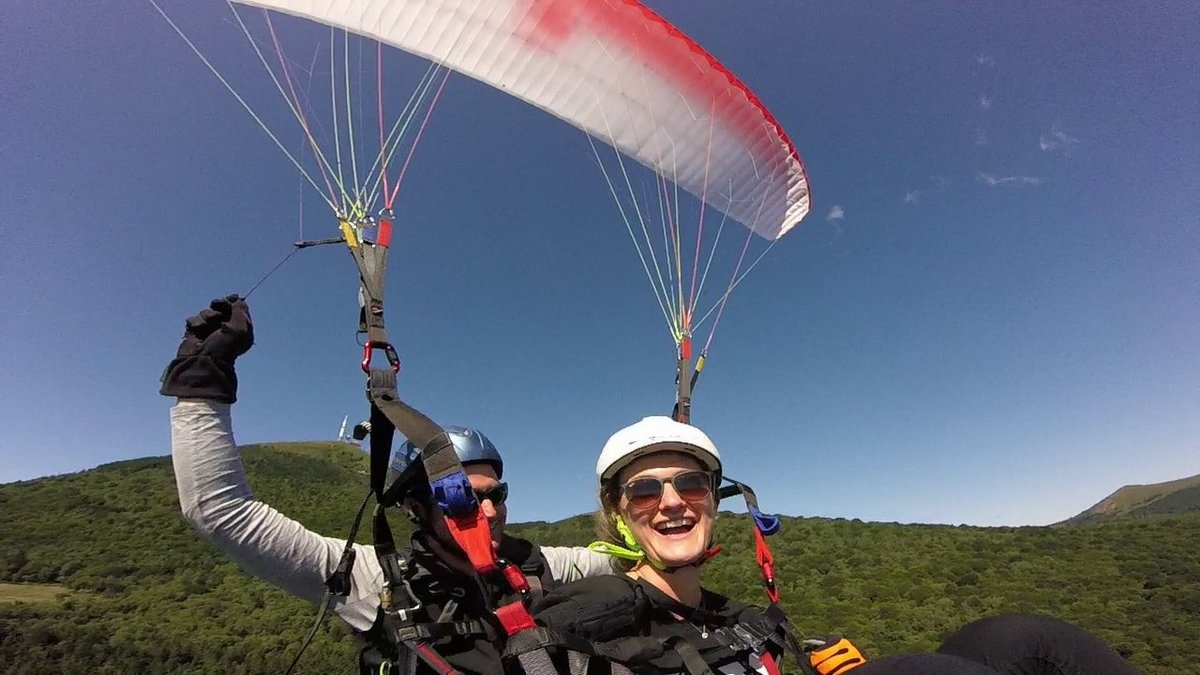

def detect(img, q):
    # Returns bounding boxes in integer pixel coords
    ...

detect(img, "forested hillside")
[2,444,1197,673]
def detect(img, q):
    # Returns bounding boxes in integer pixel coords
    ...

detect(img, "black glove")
[160,295,254,403]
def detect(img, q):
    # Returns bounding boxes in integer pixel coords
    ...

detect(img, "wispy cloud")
[975,127,988,146]
[826,205,845,221]
[904,176,948,205]
[978,95,993,110]
[977,54,995,67]
[977,173,1041,187]
[1039,124,1080,153]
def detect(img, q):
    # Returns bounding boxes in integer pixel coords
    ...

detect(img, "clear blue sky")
[2,2,1197,527]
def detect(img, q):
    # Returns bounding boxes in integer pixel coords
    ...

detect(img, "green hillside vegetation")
[2,443,1198,674]
[1065,473,1200,523]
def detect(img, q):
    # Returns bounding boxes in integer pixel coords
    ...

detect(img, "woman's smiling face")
[616,451,716,568]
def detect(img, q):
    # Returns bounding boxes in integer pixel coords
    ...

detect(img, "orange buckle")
[809,637,866,675]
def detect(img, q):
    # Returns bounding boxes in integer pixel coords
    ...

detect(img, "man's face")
[466,464,508,547]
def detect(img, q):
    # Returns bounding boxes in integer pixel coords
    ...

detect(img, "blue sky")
[1,1,1197,527]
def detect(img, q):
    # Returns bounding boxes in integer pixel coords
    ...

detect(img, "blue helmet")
[392,426,504,478]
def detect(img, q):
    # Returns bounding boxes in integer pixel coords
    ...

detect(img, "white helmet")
[596,416,722,490]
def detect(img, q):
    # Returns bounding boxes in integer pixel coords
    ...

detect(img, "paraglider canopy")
[233,0,810,239]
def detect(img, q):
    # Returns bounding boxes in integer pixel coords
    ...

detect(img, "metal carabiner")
[362,340,401,373]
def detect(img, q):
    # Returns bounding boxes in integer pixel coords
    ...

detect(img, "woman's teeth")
[654,519,696,535]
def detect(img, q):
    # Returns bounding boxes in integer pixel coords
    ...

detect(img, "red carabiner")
[361,340,401,373]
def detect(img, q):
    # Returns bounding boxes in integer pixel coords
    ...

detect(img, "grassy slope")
[1066,473,1200,523]
[0,583,67,604]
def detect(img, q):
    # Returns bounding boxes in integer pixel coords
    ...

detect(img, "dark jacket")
[533,575,792,674]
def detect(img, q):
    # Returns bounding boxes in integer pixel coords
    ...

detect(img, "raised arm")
[162,296,381,632]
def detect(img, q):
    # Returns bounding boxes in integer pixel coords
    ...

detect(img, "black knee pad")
[937,613,1141,675]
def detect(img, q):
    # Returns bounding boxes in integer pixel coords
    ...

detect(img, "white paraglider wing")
[232,0,809,240]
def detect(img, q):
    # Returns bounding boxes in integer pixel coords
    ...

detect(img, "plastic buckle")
[430,472,476,516]
[749,506,781,535]
[808,637,866,675]
[361,340,401,374]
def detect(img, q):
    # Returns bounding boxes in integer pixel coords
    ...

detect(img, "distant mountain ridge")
[1063,472,1200,524]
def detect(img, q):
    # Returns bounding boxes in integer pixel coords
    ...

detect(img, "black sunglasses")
[620,470,712,509]
[474,482,509,506]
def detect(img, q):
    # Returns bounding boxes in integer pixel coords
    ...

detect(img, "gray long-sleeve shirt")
[170,400,613,633]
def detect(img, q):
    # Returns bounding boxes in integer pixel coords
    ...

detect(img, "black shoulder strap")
[497,536,554,600]
[664,635,719,675]
[496,535,536,564]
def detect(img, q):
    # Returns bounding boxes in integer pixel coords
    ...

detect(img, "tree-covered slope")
[2,444,1197,674]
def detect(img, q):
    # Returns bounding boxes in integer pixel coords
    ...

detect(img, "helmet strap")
[588,514,722,573]
[587,514,657,566]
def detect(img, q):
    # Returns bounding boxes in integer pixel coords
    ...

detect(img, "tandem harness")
[357,537,555,675]
[287,214,849,675]
[284,214,542,675]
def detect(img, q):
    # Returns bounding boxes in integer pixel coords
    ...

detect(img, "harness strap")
[673,339,693,423]
[366,350,536,634]
[664,636,718,675]
[631,580,801,675]
[719,477,782,604]
[505,627,587,675]
[566,650,591,675]
[410,642,461,675]
[504,628,596,658]
[760,651,783,675]
[610,663,633,675]
[754,528,779,604]
[395,619,492,642]
[370,606,491,675]
[515,649,560,675]
[342,216,539,669]
[525,574,543,599]
[762,604,824,675]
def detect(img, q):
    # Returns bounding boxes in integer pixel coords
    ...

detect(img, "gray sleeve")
[170,400,382,632]
[539,545,616,584]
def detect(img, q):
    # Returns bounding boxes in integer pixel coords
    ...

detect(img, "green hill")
[2,444,1198,674]
[1064,473,1200,524]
